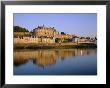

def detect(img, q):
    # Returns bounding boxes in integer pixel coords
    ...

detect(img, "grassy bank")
[14,43,97,49]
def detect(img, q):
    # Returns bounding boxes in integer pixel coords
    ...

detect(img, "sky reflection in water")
[14,49,97,75]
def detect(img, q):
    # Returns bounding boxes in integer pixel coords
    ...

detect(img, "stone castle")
[14,25,73,44]
[14,25,96,44]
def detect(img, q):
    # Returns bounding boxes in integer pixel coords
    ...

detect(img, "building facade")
[14,25,96,44]
[14,25,73,44]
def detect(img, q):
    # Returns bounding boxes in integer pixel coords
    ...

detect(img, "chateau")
[14,25,96,44]
[14,25,73,44]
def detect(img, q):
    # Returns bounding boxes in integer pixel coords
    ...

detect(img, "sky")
[14,13,97,37]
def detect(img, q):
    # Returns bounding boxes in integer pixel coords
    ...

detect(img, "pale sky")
[14,13,97,37]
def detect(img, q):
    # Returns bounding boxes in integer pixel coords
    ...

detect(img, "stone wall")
[14,37,55,44]
[14,37,38,44]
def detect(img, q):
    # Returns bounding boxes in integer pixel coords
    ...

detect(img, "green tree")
[61,32,66,35]
[14,26,29,32]
[55,38,61,43]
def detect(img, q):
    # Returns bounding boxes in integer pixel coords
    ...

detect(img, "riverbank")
[14,43,97,49]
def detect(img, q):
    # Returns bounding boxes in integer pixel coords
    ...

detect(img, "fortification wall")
[14,37,55,44]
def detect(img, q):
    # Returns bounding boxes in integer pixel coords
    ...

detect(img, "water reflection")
[14,49,96,67]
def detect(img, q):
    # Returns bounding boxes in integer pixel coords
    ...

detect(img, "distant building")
[14,25,96,44]
[33,25,57,37]
[32,25,57,43]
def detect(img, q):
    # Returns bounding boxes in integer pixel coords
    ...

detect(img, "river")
[14,48,97,75]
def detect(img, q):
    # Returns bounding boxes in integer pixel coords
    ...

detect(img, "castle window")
[21,36,23,39]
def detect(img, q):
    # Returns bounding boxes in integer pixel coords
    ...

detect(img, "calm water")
[14,49,97,75]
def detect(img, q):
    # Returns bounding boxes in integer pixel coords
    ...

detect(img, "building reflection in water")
[14,49,97,67]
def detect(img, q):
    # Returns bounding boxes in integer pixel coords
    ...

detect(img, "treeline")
[14,26,29,32]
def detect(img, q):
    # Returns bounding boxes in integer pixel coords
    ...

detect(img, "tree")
[14,26,29,32]
[61,32,66,35]
[55,38,61,43]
